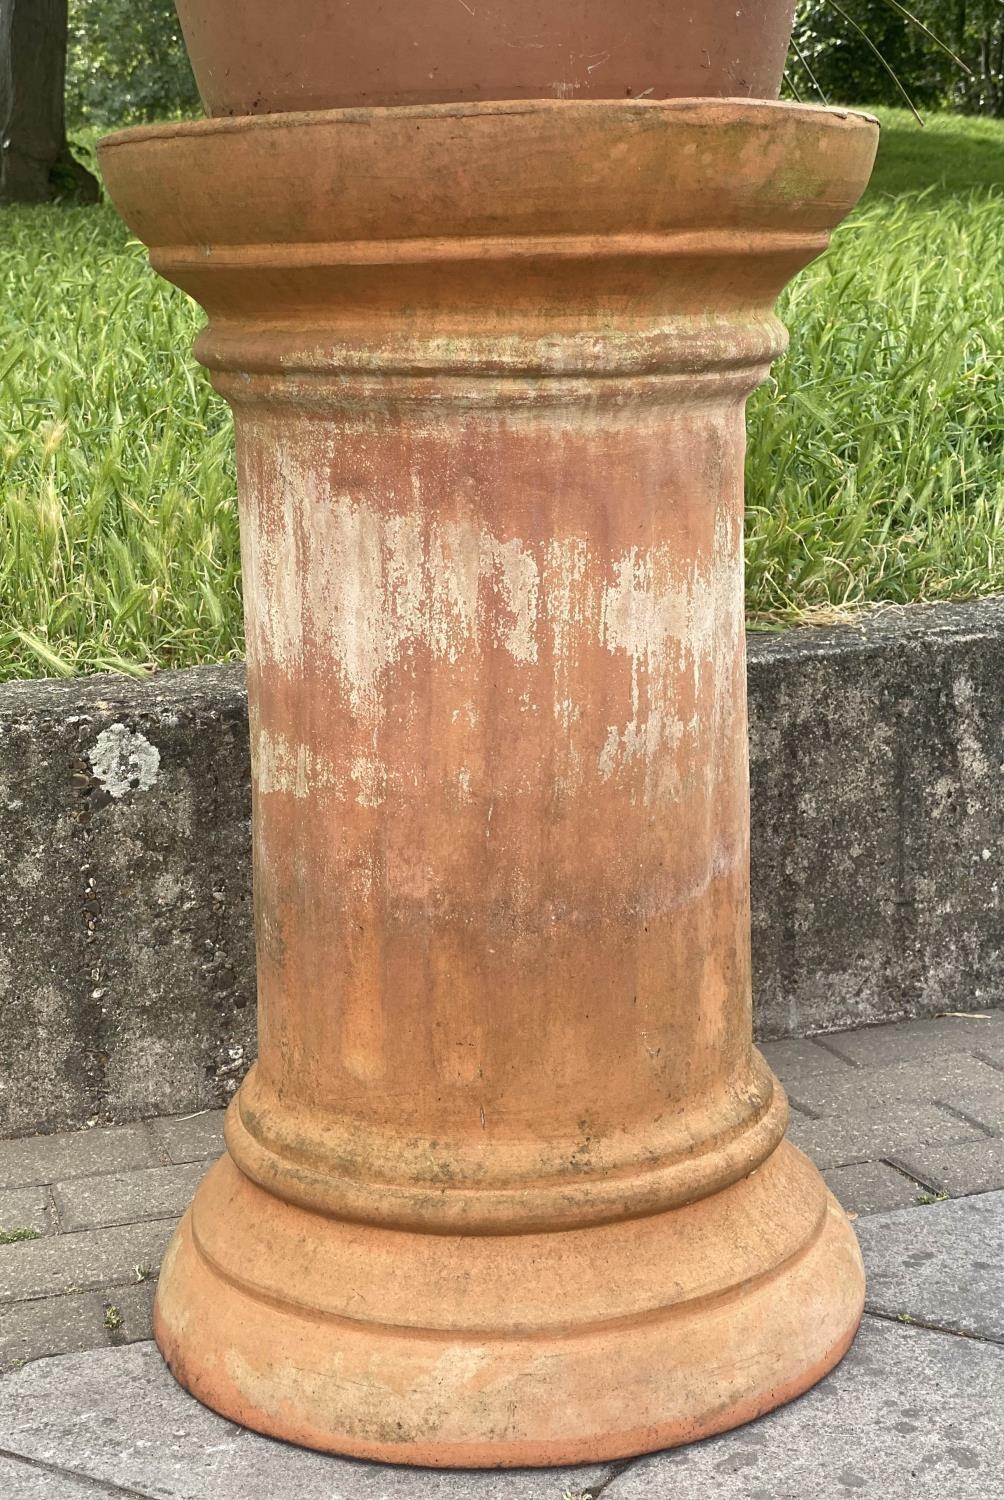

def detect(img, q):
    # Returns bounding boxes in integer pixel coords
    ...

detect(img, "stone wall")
[0,669,255,1136]
[750,601,1003,1036]
[2,599,1002,1135]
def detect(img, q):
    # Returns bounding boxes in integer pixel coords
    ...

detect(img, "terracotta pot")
[174,0,799,114]
[99,98,877,1465]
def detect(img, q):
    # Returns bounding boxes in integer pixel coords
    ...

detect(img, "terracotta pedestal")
[99,99,878,1467]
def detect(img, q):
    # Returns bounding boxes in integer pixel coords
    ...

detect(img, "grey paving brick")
[603,1317,1003,1500]
[149,1110,226,1165]
[0,1219,173,1306]
[1,1282,155,1375]
[0,1188,54,1240]
[786,1053,1004,1118]
[822,1160,924,1216]
[758,1036,854,1082]
[95,1280,156,1345]
[856,1189,1004,1342]
[893,1137,1004,1200]
[822,1011,1004,1068]
[950,1084,1004,1134]
[0,1342,612,1500]
[0,1123,159,1192]
[974,1040,1004,1071]
[0,1454,117,1500]
[787,1100,983,1171]
[52,1162,207,1234]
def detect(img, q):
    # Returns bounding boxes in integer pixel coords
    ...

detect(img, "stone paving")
[1,1009,1002,1497]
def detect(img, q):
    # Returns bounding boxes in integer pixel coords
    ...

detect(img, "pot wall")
[174,0,799,114]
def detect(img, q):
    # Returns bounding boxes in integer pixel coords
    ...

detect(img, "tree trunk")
[0,0,98,204]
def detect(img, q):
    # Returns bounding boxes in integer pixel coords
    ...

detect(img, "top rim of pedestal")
[100,96,878,152]
[98,99,878,249]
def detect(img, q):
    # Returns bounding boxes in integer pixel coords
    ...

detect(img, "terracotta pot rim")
[99,95,879,155]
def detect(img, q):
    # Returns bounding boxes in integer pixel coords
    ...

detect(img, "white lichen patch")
[89,724,160,799]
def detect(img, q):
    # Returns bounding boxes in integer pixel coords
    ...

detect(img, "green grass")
[0,108,1002,677]
[863,108,1004,198]
[0,197,239,679]
[744,105,1004,625]
[746,109,1004,624]
[0,1226,42,1244]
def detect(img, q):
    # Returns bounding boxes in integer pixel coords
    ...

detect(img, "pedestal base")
[154,1135,863,1467]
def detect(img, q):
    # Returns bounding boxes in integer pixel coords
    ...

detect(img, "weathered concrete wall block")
[749,600,1004,1037]
[0,670,255,1137]
[1,599,1002,1136]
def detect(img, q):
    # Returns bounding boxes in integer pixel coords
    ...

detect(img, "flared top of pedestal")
[98,100,878,396]
[102,97,878,235]
[99,100,877,312]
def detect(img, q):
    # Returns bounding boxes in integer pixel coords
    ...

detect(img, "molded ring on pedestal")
[224,1057,789,1232]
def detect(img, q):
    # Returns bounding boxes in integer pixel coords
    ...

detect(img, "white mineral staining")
[544,536,591,737]
[491,534,539,666]
[597,510,743,793]
[244,456,542,710]
[88,724,161,799]
[241,443,742,806]
[350,754,388,809]
[254,726,339,800]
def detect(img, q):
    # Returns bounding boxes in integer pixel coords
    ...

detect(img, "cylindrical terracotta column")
[100,99,877,1467]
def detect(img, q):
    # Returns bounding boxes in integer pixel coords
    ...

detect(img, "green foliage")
[65,0,199,127]
[0,203,241,679]
[864,105,1004,192]
[58,1,1003,126]
[1,110,1002,674]
[745,109,1004,625]
[790,1,1004,114]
